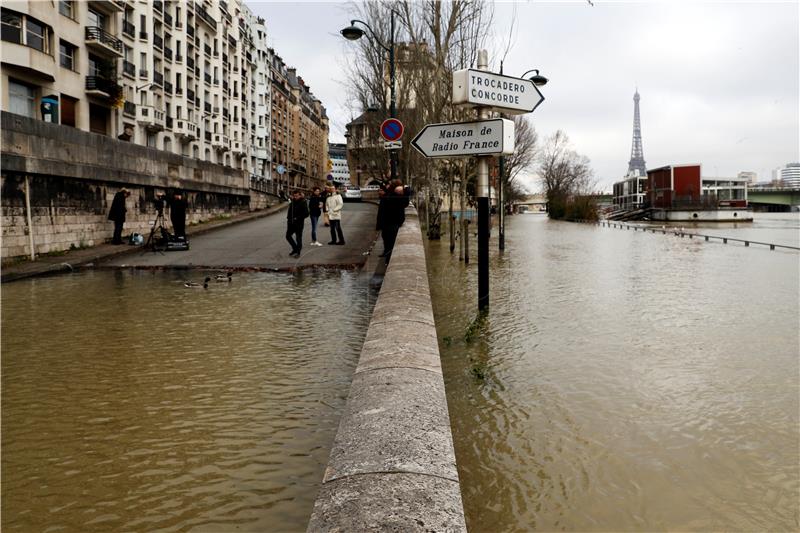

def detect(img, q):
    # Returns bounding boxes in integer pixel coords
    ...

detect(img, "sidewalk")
[1,202,288,283]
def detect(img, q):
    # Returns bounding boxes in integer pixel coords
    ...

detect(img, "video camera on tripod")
[142,192,190,253]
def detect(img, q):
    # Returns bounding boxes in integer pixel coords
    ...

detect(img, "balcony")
[164,46,173,61]
[91,0,124,14]
[204,73,211,85]
[122,60,135,77]
[153,0,163,14]
[153,71,164,87]
[85,27,123,57]
[175,86,183,95]
[231,140,245,155]
[85,75,121,99]
[204,102,212,114]
[187,56,195,70]
[187,88,195,101]
[175,53,183,63]
[137,105,165,131]
[213,106,220,114]
[204,43,212,57]
[254,147,268,160]
[123,101,136,117]
[139,68,148,79]
[187,25,195,37]
[204,131,212,142]
[174,119,197,141]
[227,35,236,48]
[196,5,217,29]
[219,0,229,13]
[164,81,173,94]
[164,12,173,27]
[213,78,219,86]
[139,31,148,40]
[153,34,163,50]
[212,133,229,151]
[222,108,229,120]
[122,20,135,38]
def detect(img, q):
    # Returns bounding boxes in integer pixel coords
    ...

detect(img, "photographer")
[156,190,187,238]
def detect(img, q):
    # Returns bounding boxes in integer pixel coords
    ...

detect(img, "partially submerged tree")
[538,130,595,220]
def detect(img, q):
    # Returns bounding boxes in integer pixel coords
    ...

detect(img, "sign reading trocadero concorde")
[411,118,515,159]
[452,69,545,115]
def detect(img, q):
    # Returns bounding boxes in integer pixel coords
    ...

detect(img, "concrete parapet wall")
[308,210,466,532]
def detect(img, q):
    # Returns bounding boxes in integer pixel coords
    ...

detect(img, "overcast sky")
[249,1,799,192]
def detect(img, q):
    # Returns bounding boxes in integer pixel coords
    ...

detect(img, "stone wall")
[1,112,257,259]
[308,210,466,532]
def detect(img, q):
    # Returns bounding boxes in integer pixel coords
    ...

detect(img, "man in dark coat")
[381,180,411,260]
[108,188,131,244]
[286,190,309,257]
[166,190,188,238]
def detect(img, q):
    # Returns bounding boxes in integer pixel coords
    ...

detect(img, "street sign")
[277,164,286,175]
[452,69,544,115]
[411,118,515,159]
[380,118,404,141]
[326,174,333,181]
[384,140,402,150]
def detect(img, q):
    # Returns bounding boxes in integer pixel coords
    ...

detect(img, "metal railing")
[122,60,135,77]
[153,34,163,49]
[85,75,120,95]
[196,5,217,28]
[123,101,136,116]
[153,0,163,13]
[85,26,123,53]
[153,71,163,86]
[122,19,135,37]
[164,46,172,61]
[164,81,173,94]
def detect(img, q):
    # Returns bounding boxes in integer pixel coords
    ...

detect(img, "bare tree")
[538,130,594,219]
[503,115,538,197]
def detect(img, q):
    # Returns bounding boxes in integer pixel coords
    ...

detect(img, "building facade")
[780,163,800,187]
[328,142,350,186]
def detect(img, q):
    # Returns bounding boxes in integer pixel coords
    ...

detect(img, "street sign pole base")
[478,196,490,312]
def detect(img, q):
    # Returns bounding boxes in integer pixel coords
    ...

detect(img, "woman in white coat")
[325,185,345,245]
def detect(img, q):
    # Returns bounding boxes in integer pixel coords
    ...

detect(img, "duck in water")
[184,277,211,288]
[215,272,232,282]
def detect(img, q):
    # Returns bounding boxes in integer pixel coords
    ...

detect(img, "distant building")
[612,174,647,210]
[328,142,350,186]
[780,163,800,187]
[737,171,757,185]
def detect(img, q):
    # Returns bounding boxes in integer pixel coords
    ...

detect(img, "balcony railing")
[122,60,135,77]
[164,46,173,61]
[85,26,123,54]
[204,43,212,56]
[153,0,163,14]
[204,73,211,84]
[213,78,219,86]
[139,31,148,40]
[153,34,163,49]
[220,0,229,13]
[175,53,183,63]
[176,86,183,95]
[122,20,135,38]
[139,68,148,79]
[123,101,136,116]
[164,13,173,27]
[187,89,195,101]
[204,102,212,113]
[153,71,163,86]
[196,5,217,28]
[205,131,212,141]
[187,25,195,37]
[164,81,173,94]
[85,75,120,97]
[187,56,195,70]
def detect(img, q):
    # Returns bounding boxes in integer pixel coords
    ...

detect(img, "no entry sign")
[380,118,404,142]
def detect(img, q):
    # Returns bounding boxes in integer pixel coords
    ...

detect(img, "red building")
[648,164,702,208]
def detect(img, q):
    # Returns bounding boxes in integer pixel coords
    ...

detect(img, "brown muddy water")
[427,212,799,532]
[1,269,376,532]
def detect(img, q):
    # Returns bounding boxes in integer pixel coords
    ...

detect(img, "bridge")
[748,187,800,212]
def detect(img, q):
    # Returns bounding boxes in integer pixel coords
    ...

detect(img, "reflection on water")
[428,213,799,532]
[2,270,376,532]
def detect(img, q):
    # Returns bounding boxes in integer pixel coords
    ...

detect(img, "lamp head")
[341,23,364,41]
[528,69,549,87]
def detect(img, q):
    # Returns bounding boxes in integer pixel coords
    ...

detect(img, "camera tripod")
[143,207,169,254]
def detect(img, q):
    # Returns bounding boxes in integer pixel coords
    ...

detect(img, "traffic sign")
[411,118,514,159]
[380,118,404,141]
[452,69,544,115]
[384,140,402,150]
[277,164,286,175]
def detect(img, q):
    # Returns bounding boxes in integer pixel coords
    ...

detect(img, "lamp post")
[341,11,398,184]
[497,67,548,250]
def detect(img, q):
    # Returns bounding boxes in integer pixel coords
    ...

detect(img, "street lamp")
[341,11,398,184]
[520,69,549,87]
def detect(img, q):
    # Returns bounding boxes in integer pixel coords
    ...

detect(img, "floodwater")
[427,212,799,532]
[1,269,376,532]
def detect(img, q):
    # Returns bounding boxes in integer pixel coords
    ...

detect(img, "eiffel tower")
[627,89,647,177]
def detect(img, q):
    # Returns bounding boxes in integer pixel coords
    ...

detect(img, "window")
[26,18,46,52]
[58,1,74,19]
[1,10,22,44]
[87,9,105,30]
[8,80,36,118]
[59,40,76,70]
[147,133,156,147]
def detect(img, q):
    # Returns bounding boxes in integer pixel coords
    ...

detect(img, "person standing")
[325,185,345,245]
[376,184,388,254]
[108,188,131,244]
[381,180,411,260]
[166,190,188,238]
[285,190,309,257]
[308,186,324,246]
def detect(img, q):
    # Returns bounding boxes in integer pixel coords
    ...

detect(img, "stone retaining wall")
[0,112,261,259]
[308,209,466,532]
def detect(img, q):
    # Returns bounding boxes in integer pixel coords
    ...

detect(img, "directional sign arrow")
[411,118,515,159]
[452,69,544,115]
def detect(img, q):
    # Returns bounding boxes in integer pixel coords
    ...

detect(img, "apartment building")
[2,0,326,186]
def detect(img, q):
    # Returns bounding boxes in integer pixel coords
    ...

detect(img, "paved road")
[105,202,380,271]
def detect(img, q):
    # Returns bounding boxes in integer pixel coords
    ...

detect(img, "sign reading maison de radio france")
[411,118,515,158]
[452,69,544,115]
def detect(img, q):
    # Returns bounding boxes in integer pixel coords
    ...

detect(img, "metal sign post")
[475,50,491,313]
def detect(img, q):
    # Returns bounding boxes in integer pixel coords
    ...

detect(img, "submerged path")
[104,202,379,271]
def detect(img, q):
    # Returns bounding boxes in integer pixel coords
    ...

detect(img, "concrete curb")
[307,209,466,532]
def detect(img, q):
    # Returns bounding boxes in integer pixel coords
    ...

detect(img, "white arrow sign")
[452,69,544,115]
[411,118,515,159]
